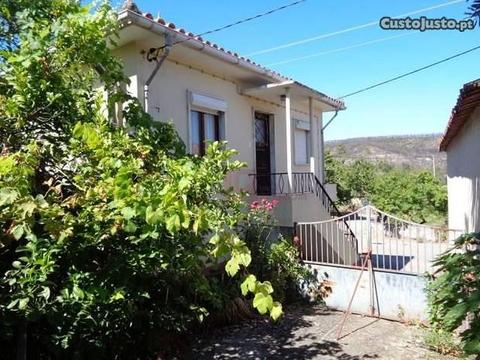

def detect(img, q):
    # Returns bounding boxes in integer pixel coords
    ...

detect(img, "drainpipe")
[320,110,339,183]
[322,110,339,132]
[144,33,173,113]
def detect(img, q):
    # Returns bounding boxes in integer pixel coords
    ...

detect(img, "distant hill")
[325,134,446,178]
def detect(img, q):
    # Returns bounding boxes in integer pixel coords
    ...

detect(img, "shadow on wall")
[371,254,413,271]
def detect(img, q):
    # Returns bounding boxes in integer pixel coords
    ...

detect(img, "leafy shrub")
[427,233,480,356]
[423,327,462,356]
[0,1,281,358]
[371,170,447,224]
[241,199,328,304]
[325,151,447,224]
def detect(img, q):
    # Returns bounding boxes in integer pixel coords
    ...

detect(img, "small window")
[295,128,309,165]
[190,110,220,156]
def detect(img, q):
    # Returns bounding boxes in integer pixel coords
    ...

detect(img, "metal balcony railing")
[249,172,357,244]
[248,172,314,196]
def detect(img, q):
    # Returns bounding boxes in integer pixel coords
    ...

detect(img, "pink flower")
[250,201,259,210]
[271,199,280,207]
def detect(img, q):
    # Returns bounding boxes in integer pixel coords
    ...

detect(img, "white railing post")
[285,88,293,192]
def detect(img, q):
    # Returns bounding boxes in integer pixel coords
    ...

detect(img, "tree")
[0,1,280,358]
[467,0,480,22]
[325,152,376,204]
[371,170,447,224]
[325,151,352,203]
[325,152,447,224]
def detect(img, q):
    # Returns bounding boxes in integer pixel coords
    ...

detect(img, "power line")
[266,32,417,66]
[340,44,480,99]
[196,0,307,38]
[245,0,463,56]
[148,0,307,60]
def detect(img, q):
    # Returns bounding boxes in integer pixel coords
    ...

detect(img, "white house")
[440,79,480,233]
[114,1,346,230]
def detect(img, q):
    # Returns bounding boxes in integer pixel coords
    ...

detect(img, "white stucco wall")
[250,193,331,227]
[446,105,480,233]
[114,43,323,195]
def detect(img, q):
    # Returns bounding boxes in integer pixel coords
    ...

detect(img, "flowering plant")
[250,198,279,211]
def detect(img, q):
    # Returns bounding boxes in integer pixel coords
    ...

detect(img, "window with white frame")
[294,120,310,165]
[189,91,227,156]
[190,110,220,156]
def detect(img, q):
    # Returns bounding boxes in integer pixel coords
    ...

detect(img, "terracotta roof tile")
[440,79,480,151]
[119,2,345,109]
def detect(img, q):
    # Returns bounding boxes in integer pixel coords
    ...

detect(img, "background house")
[114,2,348,231]
[440,79,480,233]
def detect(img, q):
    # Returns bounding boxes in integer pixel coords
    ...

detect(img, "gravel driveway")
[188,305,455,359]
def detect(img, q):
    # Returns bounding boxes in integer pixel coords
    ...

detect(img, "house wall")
[446,105,480,233]
[250,193,331,228]
[114,43,321,195]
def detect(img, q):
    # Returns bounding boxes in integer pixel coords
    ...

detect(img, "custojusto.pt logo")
[380,16,476,31]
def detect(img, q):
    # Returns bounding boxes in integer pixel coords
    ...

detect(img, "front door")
[255,112,272,195]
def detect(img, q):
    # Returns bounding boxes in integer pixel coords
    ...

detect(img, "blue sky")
[121,0,479,140]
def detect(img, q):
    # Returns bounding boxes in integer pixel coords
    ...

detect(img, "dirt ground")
[189,305,455,359]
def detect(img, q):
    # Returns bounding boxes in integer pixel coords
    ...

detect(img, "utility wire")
[339,44,480,99]
[148,0,307,60]
[266,32,417,66]
[195,0,306,38]
[245,0,463,56]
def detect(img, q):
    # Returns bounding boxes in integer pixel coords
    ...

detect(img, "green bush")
[423,327,462,357]
[241,199,328,304]
[0,1,281,358]
[325,151,447,224]
[427,233,480,356]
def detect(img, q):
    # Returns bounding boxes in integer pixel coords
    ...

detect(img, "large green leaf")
[253,292,273,315]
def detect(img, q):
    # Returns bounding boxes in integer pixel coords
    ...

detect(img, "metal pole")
[336,250,371,340]
[432,155,436,178]
[367,206,375,316]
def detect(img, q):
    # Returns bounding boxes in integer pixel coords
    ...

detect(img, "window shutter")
[295,129,308,164]
[190,92,227,112]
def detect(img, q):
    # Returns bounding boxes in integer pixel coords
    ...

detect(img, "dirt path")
[190,305,454,359]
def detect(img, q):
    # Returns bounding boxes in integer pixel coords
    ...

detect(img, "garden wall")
[308,264,428,322]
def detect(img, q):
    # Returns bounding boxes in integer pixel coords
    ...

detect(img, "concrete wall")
[446,105,480,233]
[309,264,428,321]
[113,43,321,195]
[250,193,333,228]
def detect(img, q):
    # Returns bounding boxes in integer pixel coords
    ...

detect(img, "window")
[295,128,309,165]
[190,110,220,155]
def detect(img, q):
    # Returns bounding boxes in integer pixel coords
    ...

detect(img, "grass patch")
[423,327,463,357]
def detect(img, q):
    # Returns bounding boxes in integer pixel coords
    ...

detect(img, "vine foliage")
[0,1,280,358]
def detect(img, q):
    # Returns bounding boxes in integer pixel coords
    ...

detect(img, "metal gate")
[297,205,462,275]
[296,205,463,320]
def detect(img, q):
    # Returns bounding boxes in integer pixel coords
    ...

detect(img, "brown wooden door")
[255,112,271,195]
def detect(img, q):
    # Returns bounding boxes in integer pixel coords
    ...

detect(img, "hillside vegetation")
[326,134,446,178]
[325,150,448,225]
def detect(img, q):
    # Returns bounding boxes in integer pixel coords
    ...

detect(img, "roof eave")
[293,81,346,111]
[439,79,480,152]
[117,10,345,110]
[117,10,288,84]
